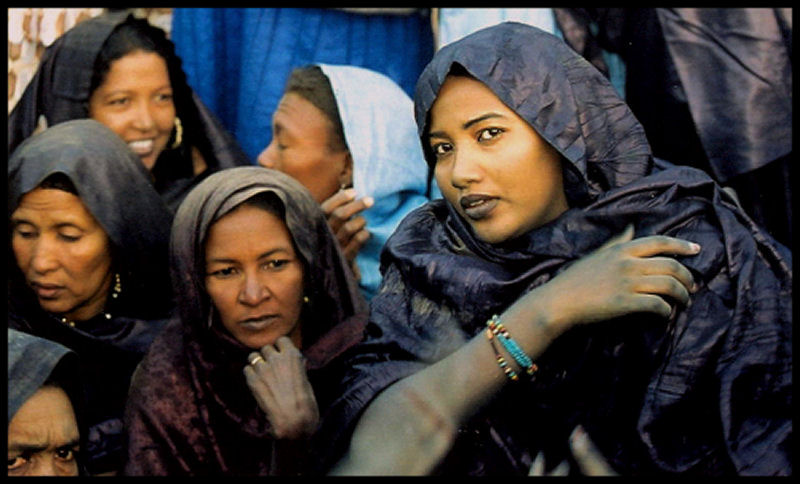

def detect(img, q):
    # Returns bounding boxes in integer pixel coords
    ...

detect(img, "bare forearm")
[333,291,562,475]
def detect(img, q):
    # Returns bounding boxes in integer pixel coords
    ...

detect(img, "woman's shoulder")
[388,198,448,237]
[129,319,189,395]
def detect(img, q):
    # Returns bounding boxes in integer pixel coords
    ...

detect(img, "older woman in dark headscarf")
[7,10,250,211]
[124,167,368,476]
[8,119,175,475]
[321,23,791,476]
[8,328,84,476]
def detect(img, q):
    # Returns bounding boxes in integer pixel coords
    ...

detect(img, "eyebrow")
[207,248,291,265]
[11,218,84,231]
[9,437,80,454]
[429,112,507,139]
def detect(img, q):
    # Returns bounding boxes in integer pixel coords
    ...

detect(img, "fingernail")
[691,282,699,293]
[363,196,374,208]
[343,188,357,199]
[551,460,570,476]
[689,242,701,253]
[531,452,545,476]
[570,425,587,450]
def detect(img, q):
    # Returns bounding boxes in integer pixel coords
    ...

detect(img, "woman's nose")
[450,148,483,189]
[238,273,269,306]
[131,101,157,131]
[29,455,58,476]
[29,238,59,274]
[257,141,278,169]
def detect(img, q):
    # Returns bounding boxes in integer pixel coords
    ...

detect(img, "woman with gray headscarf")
[124,167,368,475]
[8,119,175,475]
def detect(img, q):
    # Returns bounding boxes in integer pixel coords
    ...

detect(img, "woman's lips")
[239,315,278,331]
[31,282,64,299]
[127,139,154,157]
[460,194,498,221]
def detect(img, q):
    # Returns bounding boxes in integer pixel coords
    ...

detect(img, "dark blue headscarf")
[8,119,175,474]
[318,22,792,476]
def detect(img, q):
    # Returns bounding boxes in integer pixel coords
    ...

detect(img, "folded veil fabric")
[317,22,792,475]
[318,63,433,299]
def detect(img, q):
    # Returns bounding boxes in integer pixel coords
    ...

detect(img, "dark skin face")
[11,188,113,322]
[258,92,372,278]
[88,50,175,171]
[258,92,351,204]
[7,386,80,476]
[204,204,305,350]
[428,75,569,244]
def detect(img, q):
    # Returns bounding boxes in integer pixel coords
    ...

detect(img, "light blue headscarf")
[318,64,438,299]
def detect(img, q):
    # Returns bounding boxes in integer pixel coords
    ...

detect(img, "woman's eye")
[431,142,453,157]
[209,267,237,278]
[13,228,36,239]
[478,127,503,142]
[58,232,81,242]
[55,447,77,461]
[265,259,289,270]
[8,456,27,470]
[156,92,173,103]
[108,97,129,106]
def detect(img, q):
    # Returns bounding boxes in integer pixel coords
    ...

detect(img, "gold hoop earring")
[171,117,183,149]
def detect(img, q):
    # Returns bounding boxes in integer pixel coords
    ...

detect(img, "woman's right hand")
[320,188,373,279]
[244,337,320,440]
[529,224,700,336]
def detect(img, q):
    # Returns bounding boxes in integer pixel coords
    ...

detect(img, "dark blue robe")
[317,22,792,476]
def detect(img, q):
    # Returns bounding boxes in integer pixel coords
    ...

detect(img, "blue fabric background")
[171,8,434,162]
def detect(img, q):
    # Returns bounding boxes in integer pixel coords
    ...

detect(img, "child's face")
[428,75,569,244]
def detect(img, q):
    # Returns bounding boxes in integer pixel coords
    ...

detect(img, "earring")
[111,273,122,299]
[171,116,183,149]
[303,296,310,304]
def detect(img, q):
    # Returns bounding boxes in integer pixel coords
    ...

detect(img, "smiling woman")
[123,167,368,476]
[8,11,249,212]
[8,119,175,476]
[88,50,176,171]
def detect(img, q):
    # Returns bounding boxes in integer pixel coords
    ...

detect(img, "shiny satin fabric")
[317,22,792,475]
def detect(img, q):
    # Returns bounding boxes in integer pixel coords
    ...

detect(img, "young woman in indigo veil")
[8,119,175,475]
[323,23,792,476]
[8,10,249,212]
[124,167,368,475]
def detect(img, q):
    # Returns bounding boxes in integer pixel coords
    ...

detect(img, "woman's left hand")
[244,336,320,440]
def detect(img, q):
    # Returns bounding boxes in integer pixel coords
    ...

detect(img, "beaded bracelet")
[487,314,539,376]
[486,328,519,381]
